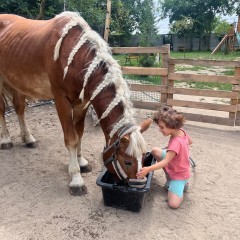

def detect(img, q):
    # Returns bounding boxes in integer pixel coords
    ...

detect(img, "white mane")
[53,12,147,157]
[54,12,91,61]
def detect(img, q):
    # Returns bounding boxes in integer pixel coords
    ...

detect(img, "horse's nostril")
[124,160,132,166]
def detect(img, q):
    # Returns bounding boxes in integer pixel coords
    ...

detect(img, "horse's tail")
[2,83,14,111]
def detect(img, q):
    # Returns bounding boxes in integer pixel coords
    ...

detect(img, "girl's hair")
[153,106,185,129]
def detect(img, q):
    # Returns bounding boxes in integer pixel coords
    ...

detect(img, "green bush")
[139,54,155,67]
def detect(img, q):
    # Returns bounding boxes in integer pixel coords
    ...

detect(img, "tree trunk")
[198,34,201,51]
[207,32,211,51]
[104,0,112,42]
[190,34,193,51]
[36,0,46,20]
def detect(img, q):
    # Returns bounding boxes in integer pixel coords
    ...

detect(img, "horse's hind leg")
[12,91,36,148]
[0,83,13,149]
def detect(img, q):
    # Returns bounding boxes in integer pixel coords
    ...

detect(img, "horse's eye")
[124,160,132,166]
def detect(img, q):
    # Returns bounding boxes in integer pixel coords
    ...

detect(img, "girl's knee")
[167,192,183,209]
[151,147,160,154]
[168,201,181,209]
[151,147,164,161]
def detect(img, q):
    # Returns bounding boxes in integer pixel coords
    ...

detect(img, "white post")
[63,0,66,11]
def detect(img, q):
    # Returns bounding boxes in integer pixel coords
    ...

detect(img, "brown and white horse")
[0,12,151,195]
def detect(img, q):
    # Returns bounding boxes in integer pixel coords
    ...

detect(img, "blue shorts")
[166,180,188,198]
[160,149,187,198]
[160,149,167,160]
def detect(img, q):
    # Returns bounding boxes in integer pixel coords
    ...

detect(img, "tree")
[109,0,136,46]
[213,17,232,38]
[64,0,106,34]
[0,0,63,19]
[170,16,195,37]
[36,0,46,20]
[0,0,39,18]
[158,0,236,50]
[137,0,158,47]
[109,0,158,46]
[0,0,159,47]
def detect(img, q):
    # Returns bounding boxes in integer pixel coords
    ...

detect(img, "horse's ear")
[140,118,153,133]
[120,135,130,144]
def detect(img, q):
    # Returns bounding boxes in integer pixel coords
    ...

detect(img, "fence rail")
[122,66,168,76]
[112,46,240,126]
[112,46,169,54]
[169,58,240,67]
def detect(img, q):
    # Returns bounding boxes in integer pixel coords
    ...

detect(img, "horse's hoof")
[0,142,13,149]
[80,164,92,173]
[26,142,37,148]
[70,186,88,196]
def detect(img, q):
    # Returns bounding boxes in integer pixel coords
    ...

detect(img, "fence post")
[160,45,170,106]
[234,66,240,125]
[167,63,175,101]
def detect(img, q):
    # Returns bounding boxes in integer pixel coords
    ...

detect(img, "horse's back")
[0,14,60,65]
[0,14,70,99]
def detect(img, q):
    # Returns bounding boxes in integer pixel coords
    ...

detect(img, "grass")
[124,75,162,85]
[113,51,240,65]
[185,81,232,91]
[113,51,239,91]
[170,50,240,61]
[170,51,236,91]
[175,65,207,71]
[222,69,235,76]
[114,54,162,85]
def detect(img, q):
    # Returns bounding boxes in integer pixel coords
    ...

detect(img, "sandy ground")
[1,104,240,240]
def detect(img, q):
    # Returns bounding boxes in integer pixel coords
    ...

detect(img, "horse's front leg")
[54,96,87,196]
[77,141,92,172]
[12,92,36,148]
[74,112,92,173]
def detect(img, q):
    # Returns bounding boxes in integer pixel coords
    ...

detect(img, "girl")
[137,106,193,209]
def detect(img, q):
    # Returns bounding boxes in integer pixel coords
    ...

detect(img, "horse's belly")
[4,72,53,99]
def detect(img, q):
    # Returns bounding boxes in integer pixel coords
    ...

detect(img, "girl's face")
[157,120,172,136]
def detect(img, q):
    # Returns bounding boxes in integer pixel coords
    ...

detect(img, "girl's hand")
[136,167,150,179]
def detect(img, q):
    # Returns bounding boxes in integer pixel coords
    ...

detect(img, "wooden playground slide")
[211,34,229,54]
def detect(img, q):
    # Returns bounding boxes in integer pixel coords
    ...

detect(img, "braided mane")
[53,12,146,157]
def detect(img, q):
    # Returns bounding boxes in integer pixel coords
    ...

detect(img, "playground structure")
[212,15,240,54]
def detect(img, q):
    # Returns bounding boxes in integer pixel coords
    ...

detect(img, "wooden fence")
[112,46,240,126]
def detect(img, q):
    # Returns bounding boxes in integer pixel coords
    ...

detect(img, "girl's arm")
[136,150,176,178]
[188,136,193,145]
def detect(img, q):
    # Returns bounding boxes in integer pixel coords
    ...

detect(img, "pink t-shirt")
[164,129,190,180]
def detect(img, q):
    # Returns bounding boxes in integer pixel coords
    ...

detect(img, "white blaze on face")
[137,156,143,172]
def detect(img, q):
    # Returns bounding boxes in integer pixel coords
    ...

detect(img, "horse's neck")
[91,99,125,141]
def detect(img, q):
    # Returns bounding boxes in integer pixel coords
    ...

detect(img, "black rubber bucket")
[96,153,155,212]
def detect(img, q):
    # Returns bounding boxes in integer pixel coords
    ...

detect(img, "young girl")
[137,106,193,209]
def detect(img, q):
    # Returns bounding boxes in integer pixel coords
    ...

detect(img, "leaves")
[0,0,158,47]
[160,0,237,35]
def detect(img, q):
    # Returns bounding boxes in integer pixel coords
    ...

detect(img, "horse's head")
[102,118,152,188]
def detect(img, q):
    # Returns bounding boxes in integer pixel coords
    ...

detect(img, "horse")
[0,12,152,195]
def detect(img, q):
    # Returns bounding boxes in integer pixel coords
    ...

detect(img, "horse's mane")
[53,12,147,157]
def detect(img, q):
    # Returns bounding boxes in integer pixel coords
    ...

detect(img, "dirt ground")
[0,104,240,240]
